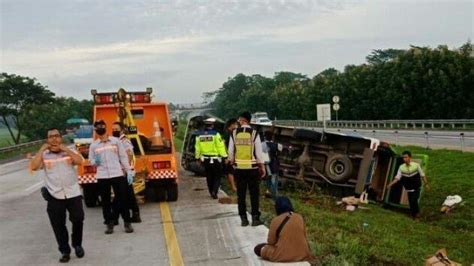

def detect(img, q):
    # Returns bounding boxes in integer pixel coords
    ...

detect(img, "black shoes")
[211,193,218,199]
[74,246,85,258]
[105,223,114,234]
[240,215,249,227]
[124,222,134,233]
[131,212,142,223]
[59,253,70,263]
[251,215,263,226]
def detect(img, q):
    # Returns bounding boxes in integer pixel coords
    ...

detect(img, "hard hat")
[204,118,216,124]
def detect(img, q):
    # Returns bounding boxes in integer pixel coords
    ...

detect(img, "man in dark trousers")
[194,118,228,199]
[89,120,135,234]
[111,122,141,223]
[387,150,430,219]
[228,111,266,226]
[30,128,85,263]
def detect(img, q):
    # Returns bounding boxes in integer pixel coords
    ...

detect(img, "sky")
[1,0,472,104]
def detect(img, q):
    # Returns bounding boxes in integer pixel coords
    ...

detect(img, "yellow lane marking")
[160,202,184,266]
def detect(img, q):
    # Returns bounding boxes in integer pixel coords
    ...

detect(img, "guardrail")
[275,119,474,130]
[0,139,45,154]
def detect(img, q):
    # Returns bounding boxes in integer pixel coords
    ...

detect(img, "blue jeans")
[266,174,278,200]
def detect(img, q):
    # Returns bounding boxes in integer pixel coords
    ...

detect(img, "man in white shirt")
[89,120,135,234]
[30,128,85,263]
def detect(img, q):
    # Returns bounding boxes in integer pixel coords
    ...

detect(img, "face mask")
[95,128,106,135]
[112,131,121,138]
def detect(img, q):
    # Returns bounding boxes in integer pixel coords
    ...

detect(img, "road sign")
[317,104,331,122]
[333,103,340,111]
[332,95,340,103]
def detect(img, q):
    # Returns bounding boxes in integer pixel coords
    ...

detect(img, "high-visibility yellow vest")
[233,127,257,169]
[194,130,227,159]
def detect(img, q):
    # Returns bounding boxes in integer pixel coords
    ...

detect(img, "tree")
[0,73,55,144]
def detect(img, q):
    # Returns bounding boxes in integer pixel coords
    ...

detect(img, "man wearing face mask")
[30,128,85,263]
[89,120,135,234]
[111,122,141,223]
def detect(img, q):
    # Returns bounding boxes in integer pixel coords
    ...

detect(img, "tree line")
[207,42,473,121]
[0,73,93,144]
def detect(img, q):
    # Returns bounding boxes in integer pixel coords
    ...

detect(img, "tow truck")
[76,88,179,207]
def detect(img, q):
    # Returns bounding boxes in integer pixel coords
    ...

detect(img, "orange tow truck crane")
[76,88,179,207]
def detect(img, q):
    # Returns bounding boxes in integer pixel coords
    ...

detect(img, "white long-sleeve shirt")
[227,125,264,165]
[89,136,131,179]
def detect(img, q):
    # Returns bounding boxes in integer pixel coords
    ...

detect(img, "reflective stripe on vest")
[233,127,257,169]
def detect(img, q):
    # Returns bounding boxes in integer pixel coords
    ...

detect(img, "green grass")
[224,147,474,265]
[0,128,28,148]
[0,143,42,161]
[173,120,187,152]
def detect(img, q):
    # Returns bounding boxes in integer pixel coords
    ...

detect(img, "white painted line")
[0,158,29,169]
[24,181,44,193]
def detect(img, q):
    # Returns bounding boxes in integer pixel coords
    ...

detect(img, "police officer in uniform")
[228,112,266,227]
[387,151,430,219]
[195,118,228,199]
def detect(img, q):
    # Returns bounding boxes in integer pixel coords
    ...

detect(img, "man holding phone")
[30,128,85,263]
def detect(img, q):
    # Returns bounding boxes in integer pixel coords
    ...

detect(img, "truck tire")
[166,181,178,202]
[82,184,99,208]
[324,154,353,183]
[293,129,322,143]
[154,185,167,202]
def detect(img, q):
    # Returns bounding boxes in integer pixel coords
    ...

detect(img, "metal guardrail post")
[460,133,465,152]
[372,130,376,137]
[424,131,430,149]
[395,130,399,146]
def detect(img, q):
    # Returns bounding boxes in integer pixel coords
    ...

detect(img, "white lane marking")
[24,181,44,193]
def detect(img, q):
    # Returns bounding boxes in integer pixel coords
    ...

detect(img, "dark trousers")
[203,159,222,196]
[112,184,139,220]
[47,196,84,254]
[98,176,131,224]
[407,188,421,217]
[235,169,260,217]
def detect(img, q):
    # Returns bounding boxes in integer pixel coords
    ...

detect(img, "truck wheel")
[155,185,167,202]
[83,184,99,208]
[324,154,353,183]
[167,181,178,202]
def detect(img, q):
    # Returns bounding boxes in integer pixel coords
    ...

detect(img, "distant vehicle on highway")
[254,117,272,125]
[251,112,270,123]
[73,125,93,158]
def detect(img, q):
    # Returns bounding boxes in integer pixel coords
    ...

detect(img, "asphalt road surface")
[0,158,308,266]
[317,128,473,152]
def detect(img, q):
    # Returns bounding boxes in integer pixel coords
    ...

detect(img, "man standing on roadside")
[30,128,85,263]
[228,111,266,227]
[111,122,141,223]
[387,150,430,219]
[89,120,135,234]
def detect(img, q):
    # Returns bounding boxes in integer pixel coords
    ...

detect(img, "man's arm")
[30,144,49,171]
[194,136,201,159]
[60,144,83,165]
[215,133,228,158]
[116,141,131,173]
[387,168,402,189]
[254,134,266,177]
[88,142,98,166]
[227,133,235,163]
[418,164,430,190]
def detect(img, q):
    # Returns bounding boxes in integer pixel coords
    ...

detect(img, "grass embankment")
[173,121,473,265]
[225,147,473,265]
[173,120,187,152]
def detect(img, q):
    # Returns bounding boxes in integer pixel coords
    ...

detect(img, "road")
[308,127,474,152]
[0,158,308,266]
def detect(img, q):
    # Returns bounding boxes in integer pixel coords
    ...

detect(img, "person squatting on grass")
[254,196,313,263]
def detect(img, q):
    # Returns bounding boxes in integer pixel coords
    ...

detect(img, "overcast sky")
[1,0,472,104]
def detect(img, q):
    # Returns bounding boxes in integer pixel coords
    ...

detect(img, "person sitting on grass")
[254,196,313,263]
